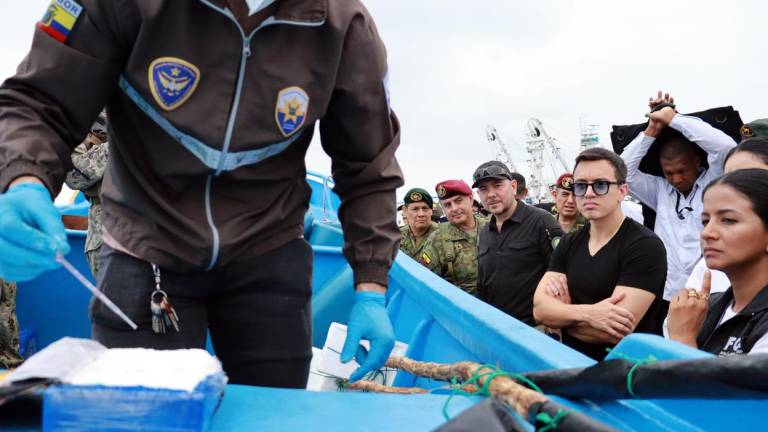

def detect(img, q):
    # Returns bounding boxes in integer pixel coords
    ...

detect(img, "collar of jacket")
[489,200,528,232]
[709,284,768,322]
[698,284,768,347]
[207,0,327,25]
[442,215,483,241]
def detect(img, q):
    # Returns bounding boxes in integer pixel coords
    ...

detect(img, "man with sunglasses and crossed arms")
[621,92,736,321]
[533,148,667,360]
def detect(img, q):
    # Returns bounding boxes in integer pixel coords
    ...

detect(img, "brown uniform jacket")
[0,0,403,285]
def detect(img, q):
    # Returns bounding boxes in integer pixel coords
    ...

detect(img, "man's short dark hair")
[659,131,698,161]
[510,172,526,195]
[573,147,627,184]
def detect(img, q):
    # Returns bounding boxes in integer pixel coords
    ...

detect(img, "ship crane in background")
[485,125,519,173]
[525,118,571,203]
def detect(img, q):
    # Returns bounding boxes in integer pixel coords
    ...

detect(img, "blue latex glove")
[0,183,69,281]
[340,291,395,383]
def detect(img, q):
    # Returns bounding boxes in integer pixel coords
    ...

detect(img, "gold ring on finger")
[687,290,700,299]
[700,293,710,301]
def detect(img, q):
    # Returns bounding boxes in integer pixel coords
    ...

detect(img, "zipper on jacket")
[204,174,220,271]
[197,0,325,269]
[197,2,256,270]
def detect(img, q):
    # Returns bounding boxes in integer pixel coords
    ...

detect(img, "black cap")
[472,160,513,187]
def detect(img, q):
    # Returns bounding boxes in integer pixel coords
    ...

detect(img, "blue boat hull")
[15,173,767,431]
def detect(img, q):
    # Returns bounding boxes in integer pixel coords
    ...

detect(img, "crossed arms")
[532,272,656,344]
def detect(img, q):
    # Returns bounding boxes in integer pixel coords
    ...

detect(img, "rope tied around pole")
[606,349,658,398]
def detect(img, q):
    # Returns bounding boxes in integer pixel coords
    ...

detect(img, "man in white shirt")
[620,92,737,317]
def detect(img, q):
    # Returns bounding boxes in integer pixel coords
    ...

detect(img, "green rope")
[440,364,547,420]
[606,349,657,398]
[536,409,568,432]
[505,371,545,394]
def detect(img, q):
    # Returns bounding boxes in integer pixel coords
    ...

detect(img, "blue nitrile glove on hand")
[0,183,69,281]
[340,291,395,383]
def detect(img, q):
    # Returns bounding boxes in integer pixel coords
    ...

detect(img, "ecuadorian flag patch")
[38,0,83,43]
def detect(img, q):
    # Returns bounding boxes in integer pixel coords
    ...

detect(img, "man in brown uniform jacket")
[0,0,402,386]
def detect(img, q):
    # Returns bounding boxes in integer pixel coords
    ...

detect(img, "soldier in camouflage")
[64,112,108,278]
[419,180,488,296]
[0,279,22,368]
[551,173,586,234]
[399,188,438,259]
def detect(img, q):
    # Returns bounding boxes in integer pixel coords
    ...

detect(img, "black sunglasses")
[572,181,620,197]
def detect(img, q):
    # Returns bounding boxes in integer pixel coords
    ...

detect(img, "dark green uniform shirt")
[399,222,439,260]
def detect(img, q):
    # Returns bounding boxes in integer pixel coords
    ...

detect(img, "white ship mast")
[525,118,570,202]
[485,125,519,172]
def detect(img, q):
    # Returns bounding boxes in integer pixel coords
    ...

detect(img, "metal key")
[160,292,180,332]
[150,263,180,334]
[151,290,179,333]
[151,290,169,334]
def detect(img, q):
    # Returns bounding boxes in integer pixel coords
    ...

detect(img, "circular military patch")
[410,192,423,202]
[741,125,754,138]
[437,185,447,198]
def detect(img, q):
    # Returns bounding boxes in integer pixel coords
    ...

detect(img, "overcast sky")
[2,1,767,202]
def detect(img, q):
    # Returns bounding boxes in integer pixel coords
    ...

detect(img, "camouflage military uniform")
[65,136,108,278]
[549,205,586,234]
[399,221,438,259]
[0,280,22,368]
[418,215,489,296]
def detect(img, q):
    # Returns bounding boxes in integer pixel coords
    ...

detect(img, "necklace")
[606,217,625,240]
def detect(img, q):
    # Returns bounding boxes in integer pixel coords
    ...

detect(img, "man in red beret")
[551,173,586,234]
[418,180,488,296]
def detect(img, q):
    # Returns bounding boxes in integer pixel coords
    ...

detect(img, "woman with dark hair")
[683,138,768,294]
[668,169,768,355]
[724,138,768,170]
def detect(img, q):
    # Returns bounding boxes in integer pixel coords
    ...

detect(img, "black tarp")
[522,354,768,400]
[435,397,617,432]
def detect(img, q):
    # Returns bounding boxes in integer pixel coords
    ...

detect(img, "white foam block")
[316,322,408,386]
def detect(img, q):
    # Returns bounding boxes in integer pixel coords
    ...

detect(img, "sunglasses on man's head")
[473,165,511,182]
[572,181,620,197]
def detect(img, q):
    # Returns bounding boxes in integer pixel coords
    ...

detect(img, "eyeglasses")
[572,181,620,197]
[473,165,511,183]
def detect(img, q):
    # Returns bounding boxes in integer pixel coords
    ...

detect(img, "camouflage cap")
[402,188,433,208]
[436,179,472,200]
[740,119,768,140]
[555,172,574,191]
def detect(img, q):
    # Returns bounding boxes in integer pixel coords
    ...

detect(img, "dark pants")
[90,239,313,388]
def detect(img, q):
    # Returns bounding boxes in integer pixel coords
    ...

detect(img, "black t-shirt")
[548,218,667,360]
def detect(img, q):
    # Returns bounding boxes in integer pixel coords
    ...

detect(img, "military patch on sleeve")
[37,0,83,43]
[420,252,432,265]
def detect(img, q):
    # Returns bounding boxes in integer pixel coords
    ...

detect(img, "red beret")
[435,179,472,199]
[555,173,574,191]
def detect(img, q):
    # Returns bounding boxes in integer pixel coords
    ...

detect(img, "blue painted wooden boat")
[13,172,767,431]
